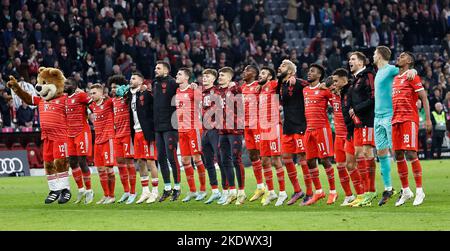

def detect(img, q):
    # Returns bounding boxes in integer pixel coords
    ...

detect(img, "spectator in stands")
[418,99,430,159]
[0,88,12,128]
[16,102,33,129]
[431,102,447,159]
[287,0,301,23]
[444,91,450,135]
[429,87,444,112]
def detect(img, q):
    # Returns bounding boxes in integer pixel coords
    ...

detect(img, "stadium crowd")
[0,0,449,158]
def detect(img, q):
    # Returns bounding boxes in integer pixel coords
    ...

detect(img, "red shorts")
[334,136,346,163]
[282,133,305,154]
[354,127,375,147]
[260,124,282,157]
[344,138,355,155]
[244,128,260,150]
[43,138,68,162]
[94,139,115,167]
[67,125,92,156]
[179,129,202,156]
[392,121,419,151]
[134,131,157,160]
[114,135,134,158]
[305,127,334,160]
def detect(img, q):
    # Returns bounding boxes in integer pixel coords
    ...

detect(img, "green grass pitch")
[1,159,450,230]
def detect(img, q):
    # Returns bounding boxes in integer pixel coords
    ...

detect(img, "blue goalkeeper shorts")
[374,115,392,151]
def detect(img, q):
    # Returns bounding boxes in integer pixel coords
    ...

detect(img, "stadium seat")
[11,142,25,151]
[26,142,43,169]
[0,143,9,151]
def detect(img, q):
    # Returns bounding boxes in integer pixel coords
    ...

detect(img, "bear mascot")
[7,67,71,204]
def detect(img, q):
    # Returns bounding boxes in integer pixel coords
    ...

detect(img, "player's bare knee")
[297,153,306,162]
[249,150,259,161]
[321,158,332,168]
[307,159,316,168]
[116,157,125,164]
[181,156,191,165]
[395,151,405,161]
[405,151,417,161]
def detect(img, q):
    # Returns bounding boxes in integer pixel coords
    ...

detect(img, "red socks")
[396,158,409,189]
[275,166,285,192]
[349,168,364,195]
[107,168,115,197]
[184,163,197,192]
[324,166,336,191]
[118,164,130,193]
[262,160,274,191]
[366,157,376,192]
[356,157,369,192]
[82,169,91,190]
[300,161,313,196]
[310,167,322,190]
[195,160,206,192]
[72,167,83,189]
[128,163,136,194]
[98,169,109,197]
[283,157,301,193]
[252,160,263,185]
[411,159,423,188]
[337,163,352,196]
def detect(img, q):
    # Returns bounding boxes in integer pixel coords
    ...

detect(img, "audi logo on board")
[0,158,24,175]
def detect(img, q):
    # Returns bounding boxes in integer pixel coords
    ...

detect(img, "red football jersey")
[303,85,333,130]
[392,73,424,125]
[66,91,92,137]
[176,86,202,132]
[202,85,220,130]
[331,93,347,137]
[216,84,244,135]
[91,98,115,144]
[112,97,131,138]
[241,81,260,128]
[259,80,281,129]
[33,95,68,140]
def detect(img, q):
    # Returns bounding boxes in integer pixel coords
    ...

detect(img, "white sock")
[416,187,423,194]
[212,188,219,193]
[78,187,86,193]
[386,186,393,191]
[316,189,323,194]
[230,189,237,195]
[256,183,264,189]
[174,184,181,190]
[279,191,287,196]
[238,189,245,194]
[269,190,275,194]
[47,175,58,191]
[223,190,229,195]
[58,172,70,190]
[329,190,336,194]
[152,187,159,194]
[143,186,150,193]
[403,187,411,194]
[164,184,172,191]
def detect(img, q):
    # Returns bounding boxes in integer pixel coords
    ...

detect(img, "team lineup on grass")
[6,46,431,208]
